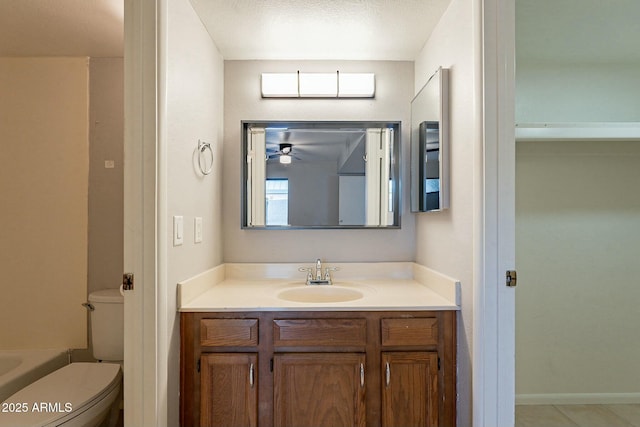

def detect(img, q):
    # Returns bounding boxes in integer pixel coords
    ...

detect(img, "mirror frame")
[410,67,450,212]
[241,120,402,229]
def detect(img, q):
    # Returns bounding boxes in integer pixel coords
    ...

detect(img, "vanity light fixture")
[261,73,299,97]
[299,72,338,97]
[261,71,375,98]
[338,72,376,97]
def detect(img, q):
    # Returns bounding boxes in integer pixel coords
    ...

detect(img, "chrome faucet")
[299,259,339,285]
[315,259,323,281]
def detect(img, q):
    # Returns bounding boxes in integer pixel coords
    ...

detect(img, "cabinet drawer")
[200,318,258,347]
[381,318,438,346]
[273,319,366,347]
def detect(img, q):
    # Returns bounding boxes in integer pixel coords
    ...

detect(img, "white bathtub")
[0,349,68,402]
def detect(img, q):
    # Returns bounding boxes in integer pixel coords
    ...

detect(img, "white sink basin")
[277,285,364,303]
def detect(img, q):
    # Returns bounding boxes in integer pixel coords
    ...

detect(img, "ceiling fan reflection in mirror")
[267,142,300,164]
[265,127,366,166]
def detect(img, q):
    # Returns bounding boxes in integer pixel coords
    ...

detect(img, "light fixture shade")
[339,73,376,97]
[261,71,375,98]
[279,154,292,164]
[298,73,338,97]
[261,73,298,97]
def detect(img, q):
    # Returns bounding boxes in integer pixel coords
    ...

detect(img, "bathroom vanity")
[178,263,459,427]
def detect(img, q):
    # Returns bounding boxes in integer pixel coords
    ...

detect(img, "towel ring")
[198,140,214,175]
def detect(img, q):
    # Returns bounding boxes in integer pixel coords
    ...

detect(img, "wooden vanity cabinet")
[200,353,258,427]
[272,318,367,427]
[181,310,456,427]
[274,352,366,427]
[379,318,441,427]
[381,352,438,427]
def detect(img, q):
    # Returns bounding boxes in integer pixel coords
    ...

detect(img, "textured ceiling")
[2,0,637,64]
[189,0,452,60]
[0,0,123,57]
[516,0,640,64]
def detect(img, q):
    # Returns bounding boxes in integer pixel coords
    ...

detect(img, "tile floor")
[516,404,640,427]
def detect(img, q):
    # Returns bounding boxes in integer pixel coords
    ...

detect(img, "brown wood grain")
[273,353,366,427]
[381,317,438,346]
[181,310,457,427]
[200,353,258,427]
[200,318,258,347]
[381,352,438,427]
[273,318,366,347]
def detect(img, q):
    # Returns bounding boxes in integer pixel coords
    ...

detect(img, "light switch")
[173,216,184,246]
[194,217,203,243]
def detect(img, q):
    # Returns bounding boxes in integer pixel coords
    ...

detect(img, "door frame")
[122,0,518,425]
[474,0,516,425]
[123,0,160,425]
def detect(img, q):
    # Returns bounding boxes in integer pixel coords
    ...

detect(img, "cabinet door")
[200,353,257,427]
[381,352,438,427]
[273,353,366,427]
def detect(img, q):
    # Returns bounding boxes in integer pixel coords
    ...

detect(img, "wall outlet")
[194,217,203,243]
[173,216,184,246]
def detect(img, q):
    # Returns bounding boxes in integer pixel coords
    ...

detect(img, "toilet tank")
[88,288,124,361]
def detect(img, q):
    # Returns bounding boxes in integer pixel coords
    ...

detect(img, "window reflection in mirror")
[242,121,401,229]
[265,179,289,226]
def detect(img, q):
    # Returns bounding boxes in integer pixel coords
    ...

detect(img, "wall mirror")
[410,67,450,212]
[242,121,400,229]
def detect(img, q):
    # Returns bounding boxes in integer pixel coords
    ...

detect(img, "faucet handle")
[324,266,339,281]
[298,267,313,284]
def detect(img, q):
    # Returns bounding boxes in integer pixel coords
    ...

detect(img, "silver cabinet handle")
[360,363,365,388]
[385,362,390,386]
[249,363,254,388]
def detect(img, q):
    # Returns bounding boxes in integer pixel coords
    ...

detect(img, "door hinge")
[122,273,134,291]
[506,270,517,287]
[270,358,273,372]
[197,359,201,373]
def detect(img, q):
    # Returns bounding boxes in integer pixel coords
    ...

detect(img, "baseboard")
[516,393,640,405]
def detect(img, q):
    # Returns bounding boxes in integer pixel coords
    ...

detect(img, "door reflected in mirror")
[419,120,442,211]
[242,121,400,229]
[410,67,449,212]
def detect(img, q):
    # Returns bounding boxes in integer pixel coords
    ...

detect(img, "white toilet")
[0,288,124,427]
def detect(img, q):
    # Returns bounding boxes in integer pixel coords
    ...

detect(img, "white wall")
[223,60,415,262]
[162,0,225,424]
[88,58,124,296]
[0,57,89,350]
[516,140,640,401]
[516,34,640,401]
[516,62,640,123]
[267,161,340,226]
[413,0,479,424]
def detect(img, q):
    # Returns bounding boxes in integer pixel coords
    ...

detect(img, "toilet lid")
[0,363,121,427]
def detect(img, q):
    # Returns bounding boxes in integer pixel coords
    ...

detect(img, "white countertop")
[178,262,461,312]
